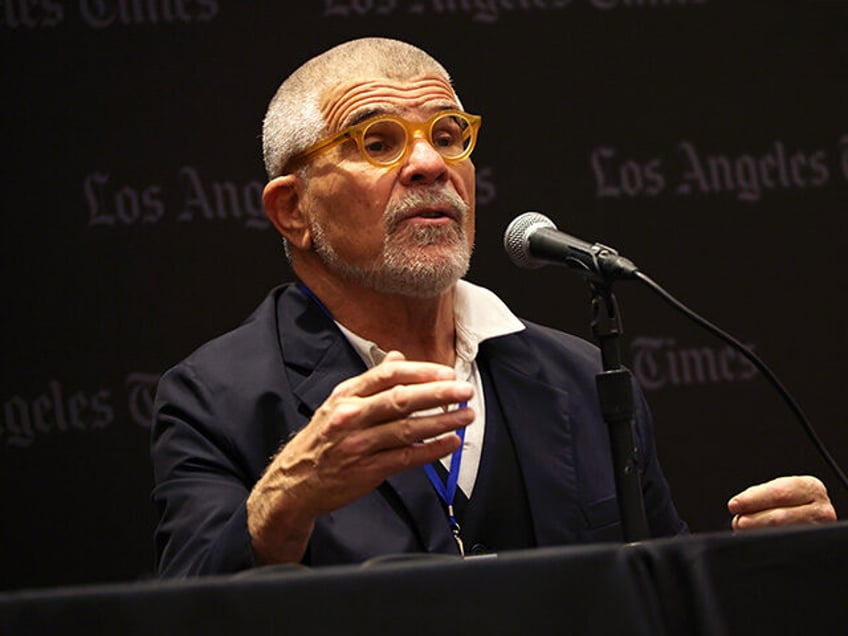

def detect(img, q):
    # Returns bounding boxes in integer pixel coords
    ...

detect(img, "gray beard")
[310,187,472,299]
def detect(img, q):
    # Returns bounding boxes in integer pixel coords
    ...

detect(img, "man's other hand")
[728,475,837,531]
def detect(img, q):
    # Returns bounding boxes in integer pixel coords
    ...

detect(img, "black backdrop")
[2,0,847,591]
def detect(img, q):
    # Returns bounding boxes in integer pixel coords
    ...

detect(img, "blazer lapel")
[276,284,457,555]
[482,336,583,546]
[384,470,459,555]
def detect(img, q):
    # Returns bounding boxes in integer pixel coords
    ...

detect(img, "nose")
[398,136,448,185]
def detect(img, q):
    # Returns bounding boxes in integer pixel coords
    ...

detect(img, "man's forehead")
[320,76,460,132]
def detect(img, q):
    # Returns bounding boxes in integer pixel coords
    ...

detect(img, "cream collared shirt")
[336,280,525,497]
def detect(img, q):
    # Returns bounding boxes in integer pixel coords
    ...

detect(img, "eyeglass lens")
[362,114,473,165]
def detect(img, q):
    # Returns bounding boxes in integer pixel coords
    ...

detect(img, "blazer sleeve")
[150,359,259,577]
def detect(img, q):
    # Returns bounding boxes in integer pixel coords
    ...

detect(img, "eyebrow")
[347,108,386,128]
[344,102,460,129]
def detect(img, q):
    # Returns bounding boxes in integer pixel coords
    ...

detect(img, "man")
[151,37,835,577]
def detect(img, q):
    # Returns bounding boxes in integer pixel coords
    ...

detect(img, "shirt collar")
[336,279,525,369]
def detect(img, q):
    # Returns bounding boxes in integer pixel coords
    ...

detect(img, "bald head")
[262,38,460,179]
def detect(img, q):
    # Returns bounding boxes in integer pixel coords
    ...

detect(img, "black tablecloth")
[3,523,847,635]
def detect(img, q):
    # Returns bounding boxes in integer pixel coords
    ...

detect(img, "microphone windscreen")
[503,212,556,269]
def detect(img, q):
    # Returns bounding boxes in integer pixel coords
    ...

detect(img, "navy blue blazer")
[151,284,685,577]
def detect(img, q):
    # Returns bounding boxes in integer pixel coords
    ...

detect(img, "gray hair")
[262,38,459,179]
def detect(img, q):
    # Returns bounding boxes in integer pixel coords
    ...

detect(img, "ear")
[263,175,312,250]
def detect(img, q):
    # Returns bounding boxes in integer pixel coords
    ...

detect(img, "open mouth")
[405,207,459,223]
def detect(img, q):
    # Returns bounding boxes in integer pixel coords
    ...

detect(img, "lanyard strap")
[424,403,468,556]
[297,280,334,320]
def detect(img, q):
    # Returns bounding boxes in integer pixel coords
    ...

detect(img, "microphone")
[503,212,639,281]
[504,215,848,498]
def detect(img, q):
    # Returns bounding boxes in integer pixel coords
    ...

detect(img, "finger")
[307,379,472,458]
[359,380,474,423]
[344,406,475,455]
[360,429,464,478]
[727,475,826,515]
[332,358,457,400]
[732,499,837,531]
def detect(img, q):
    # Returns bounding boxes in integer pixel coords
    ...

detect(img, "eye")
[363,134,401,159]
[362,120,406,162]
[433,132,455,148]
[364,138,387,153]
[432,117,467,152]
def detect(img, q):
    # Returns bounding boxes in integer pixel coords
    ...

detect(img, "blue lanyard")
[297,280,334,320]
[424,402,468,556]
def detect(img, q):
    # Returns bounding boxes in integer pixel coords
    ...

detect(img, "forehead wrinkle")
[321,77,459,133]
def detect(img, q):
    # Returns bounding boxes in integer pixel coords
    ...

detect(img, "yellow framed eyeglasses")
[289,110,482,171]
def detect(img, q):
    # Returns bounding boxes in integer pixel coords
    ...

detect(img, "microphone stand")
[588,279,650,543]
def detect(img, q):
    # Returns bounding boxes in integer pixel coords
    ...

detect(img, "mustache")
[384,187,469,234]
